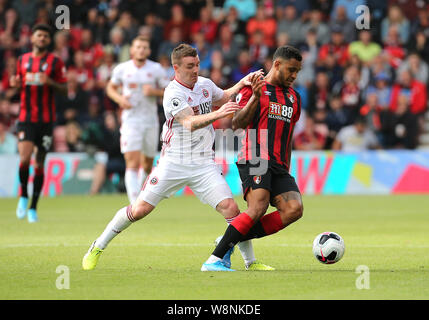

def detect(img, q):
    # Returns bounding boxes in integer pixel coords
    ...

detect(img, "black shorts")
[237,162,300,204]
[16,122,53,152]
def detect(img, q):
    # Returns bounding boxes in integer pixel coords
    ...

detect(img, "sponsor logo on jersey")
[268,102,293,122]
[171,98,180,109]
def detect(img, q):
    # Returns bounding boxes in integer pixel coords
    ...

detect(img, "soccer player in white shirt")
[106,36,170,204]
[83,44,273,271]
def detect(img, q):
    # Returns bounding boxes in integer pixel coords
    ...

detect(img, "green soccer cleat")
[245,260,275,271]
[82,241,104,270]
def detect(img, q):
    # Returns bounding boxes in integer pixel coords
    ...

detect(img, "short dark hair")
[171,43,198,65]
[32,23,53,37]
[273,45,302,62]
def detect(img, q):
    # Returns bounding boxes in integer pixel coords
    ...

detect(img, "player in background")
[106,36,169,204]
[10,24,67,223]
[202,46,304,271]
[83,44,273,271]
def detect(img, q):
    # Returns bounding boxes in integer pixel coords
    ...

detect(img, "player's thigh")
[188,163,234,210]
[137,159,187,207]
[120,122,144,156]
[271,174,303,223]
[141,126,159,159]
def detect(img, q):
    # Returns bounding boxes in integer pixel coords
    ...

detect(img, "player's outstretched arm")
[232,73,265,130]
[175,102,241,132]
[216,69,264,106]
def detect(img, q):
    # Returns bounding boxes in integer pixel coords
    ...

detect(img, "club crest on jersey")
[150,176,158,185]
[202,89,209,98]
[42,63,48,71]
[235,93,242,103]
[253,176,262,184]
[287,93,294,103]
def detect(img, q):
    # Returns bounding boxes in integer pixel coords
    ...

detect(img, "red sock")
[230,212,254,235]
[260,211,284,235]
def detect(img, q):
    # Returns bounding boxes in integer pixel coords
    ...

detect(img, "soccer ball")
[312,232,345,264]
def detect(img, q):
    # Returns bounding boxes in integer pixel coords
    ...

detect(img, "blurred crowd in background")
[1,0,429,160]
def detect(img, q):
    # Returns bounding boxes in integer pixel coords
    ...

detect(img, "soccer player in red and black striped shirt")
[10,24,67,222]
[203,46,304,270]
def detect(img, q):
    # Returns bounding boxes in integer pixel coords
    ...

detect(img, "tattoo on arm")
[175,107,217,131]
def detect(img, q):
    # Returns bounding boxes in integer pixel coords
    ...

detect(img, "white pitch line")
[1,243,429,249]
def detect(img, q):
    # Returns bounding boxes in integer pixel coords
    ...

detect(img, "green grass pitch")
[1,194,428,300]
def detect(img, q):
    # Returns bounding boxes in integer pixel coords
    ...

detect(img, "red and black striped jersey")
[16,52,67,124]
[236,82,301,173]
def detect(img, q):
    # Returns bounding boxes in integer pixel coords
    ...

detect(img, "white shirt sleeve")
[163,88,191,117]
[207,78,224,102]
[110,63,124,85]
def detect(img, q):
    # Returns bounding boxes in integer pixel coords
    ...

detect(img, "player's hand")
[39,72,54,86]
[9,75,21,88]
[142,84,153,96]
[217,101,241,118]
[241,69,264,87]
[250,73,265,98]
[118,95,132,109]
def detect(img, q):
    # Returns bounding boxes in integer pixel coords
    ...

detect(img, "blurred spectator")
[359,90,384,144]
[53,30,73,67]
[381,93,419,149]
[248,30,270,64]
[11,0,37,27]
[222,6,247,47]
[190,6,218,44]
[103,27,130,63]
[325,94,349,147]
[294,117,326,150]
[223,0,257,22]
[0,8,21,41]
[277,0,311,18]
[349,30,382,65]
[68,50,96,92]
[192,31,213,76]
[158,27,184,60]
[302,9,330,45]
[246,5,277,48]
[388,0,423,21]
[407,29,429,64]
[95,49,117,92]
[381,5,410,45]
[333,65,363,124]
[317,25,349,68]
[79,28,104,69]
[230,49,262,84]
[390,69,427,116]
[332,116,380,151]
[397,52,429,85]
[410,7,429,36]
[0,55,18,101]
[163,3,192,42]
[0,113,16,154]
[307,71,331,116]
[295,28,318,88]
[212,24,242,71]
[276,5,304,47]
[158,54,175,80]
[329,5,356,41]
[89,112,125,195]
[55,70,89,126]
[382,26,406,69]
[331,0,366,21]
[115,11,138,44]
[65,121,85,152]
[366,72,392,110]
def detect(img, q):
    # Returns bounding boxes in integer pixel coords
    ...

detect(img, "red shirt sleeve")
[54,58,67,84]
[236,85,253,109]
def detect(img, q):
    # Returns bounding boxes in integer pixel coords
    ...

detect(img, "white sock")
[137,167,148,189]
[125,168,139,204]
[206,255,222,264]
[225,216,256,266]
[95,206,134,250]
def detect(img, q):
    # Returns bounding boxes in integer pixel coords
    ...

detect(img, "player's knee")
[131,200,154,221]
[247,200,270,220]
[216,198,239,218]
[280,202,303,224]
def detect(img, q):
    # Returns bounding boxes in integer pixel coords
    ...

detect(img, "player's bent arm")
[232,94,260,130]
[175,102,240,132]
[106,81,122,103]
[143,85,165,97]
